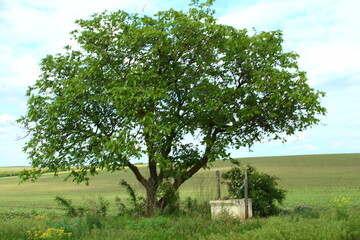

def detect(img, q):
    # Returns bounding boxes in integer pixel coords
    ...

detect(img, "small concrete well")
[209,199,253,220]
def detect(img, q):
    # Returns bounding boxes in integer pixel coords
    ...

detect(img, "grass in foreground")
[1,153,360,239]
[1,205,360,240]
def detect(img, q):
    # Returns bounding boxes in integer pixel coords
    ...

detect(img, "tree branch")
[173,127,220,190]
[127,162,147,188]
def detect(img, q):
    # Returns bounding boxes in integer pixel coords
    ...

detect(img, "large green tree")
[18,1,325,215]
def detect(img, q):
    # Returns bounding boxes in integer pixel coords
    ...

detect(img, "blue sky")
[0,0,359,167]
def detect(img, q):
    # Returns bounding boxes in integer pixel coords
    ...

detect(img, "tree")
[18,1,326,215]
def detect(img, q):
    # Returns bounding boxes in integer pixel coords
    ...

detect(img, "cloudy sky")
[0,0,359,167]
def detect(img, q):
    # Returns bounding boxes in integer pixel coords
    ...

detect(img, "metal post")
[216,170,221,199]
[244,170,249,219]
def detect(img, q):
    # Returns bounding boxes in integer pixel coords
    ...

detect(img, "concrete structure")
[209,199,253,220]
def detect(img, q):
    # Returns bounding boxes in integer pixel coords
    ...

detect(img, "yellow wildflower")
[34,214,47,220]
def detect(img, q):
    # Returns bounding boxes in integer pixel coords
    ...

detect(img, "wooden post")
[244,170,249,219]
[216,170,221,199]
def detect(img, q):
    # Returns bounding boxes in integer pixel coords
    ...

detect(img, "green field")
[1,154,360,240]
[1,153,359,213]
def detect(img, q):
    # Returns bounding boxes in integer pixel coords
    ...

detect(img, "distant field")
[182,153,360,207]
[0,167,30,177]
[0,154,359,213]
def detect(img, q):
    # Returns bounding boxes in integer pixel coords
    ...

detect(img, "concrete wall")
[209,199,253,220]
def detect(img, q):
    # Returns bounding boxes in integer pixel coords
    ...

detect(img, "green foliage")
[83,197,109,230]
[116,180,145,217]
[96,197,109,217]
[0,210,36,221]
[158,181,180,215]
[54,195,109,229]
[24,226,72,240]
[0,217,39,240]
[119,180,138,207]
[2,207,360,240]
[291,206,320,219]
[222,165,286,217]
[182,197,211,218]
[18,0,326,214]
[54,196,109,232]
[54,196,82,217]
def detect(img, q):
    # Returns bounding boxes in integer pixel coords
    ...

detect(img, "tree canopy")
[18,1,326,215]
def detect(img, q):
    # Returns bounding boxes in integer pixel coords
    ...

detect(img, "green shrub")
[54,196,109,231]
[182,197,211,218]
[2,207,360,240]
[83,197,109,230]
[158,181,180,215]
[54,196,83,217]
[116,180,145,217]
[48,217,83,237]
[292,206,320,219]
[222,165,286,217]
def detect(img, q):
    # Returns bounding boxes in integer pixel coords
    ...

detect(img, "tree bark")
[173,155,209,190]
[127,162,147,188]
[145,178,159,216]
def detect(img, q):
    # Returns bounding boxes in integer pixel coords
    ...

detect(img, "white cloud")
[298,43,360,85]
[291,144,319,152]
[1,54,39,88]
[220,0,360,158]
[0,0,166,89]
[288,132,306,142]
[0,113,16,124]
[219,0,360,89]
[349,120,360,126]
[330,141,343,149]
[0,113,17,141]
[0,0,163,53]
[218,0,336,31]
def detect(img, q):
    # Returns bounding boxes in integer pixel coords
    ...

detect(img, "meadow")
[1,153,359,211]
[1,153,360,239]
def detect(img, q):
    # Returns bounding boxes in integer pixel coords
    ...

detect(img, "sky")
[0,0,359,167]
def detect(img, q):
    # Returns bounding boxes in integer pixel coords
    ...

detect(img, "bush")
[158,181,180,215]
[116,180,145,217]
[54,196,109,231]
[222,165,286,217]
[182,197,211,218]
[54,196,84,217]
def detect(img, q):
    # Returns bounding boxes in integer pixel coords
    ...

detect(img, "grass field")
[1,154,360,240]
[0,153,359,213]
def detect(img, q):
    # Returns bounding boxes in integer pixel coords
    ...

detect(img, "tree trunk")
[145,178,158,216]
[158,197,168,211]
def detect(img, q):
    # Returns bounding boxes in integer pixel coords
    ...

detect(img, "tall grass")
[1,206,360,240]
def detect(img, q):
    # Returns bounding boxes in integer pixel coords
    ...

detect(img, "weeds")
[115,180,145,217]
[54,196,110,232]
[182,197,211,218]
[54,196,82,217]
[2,205,360,240]
[158,181,180,215]
[24,226,72,240]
